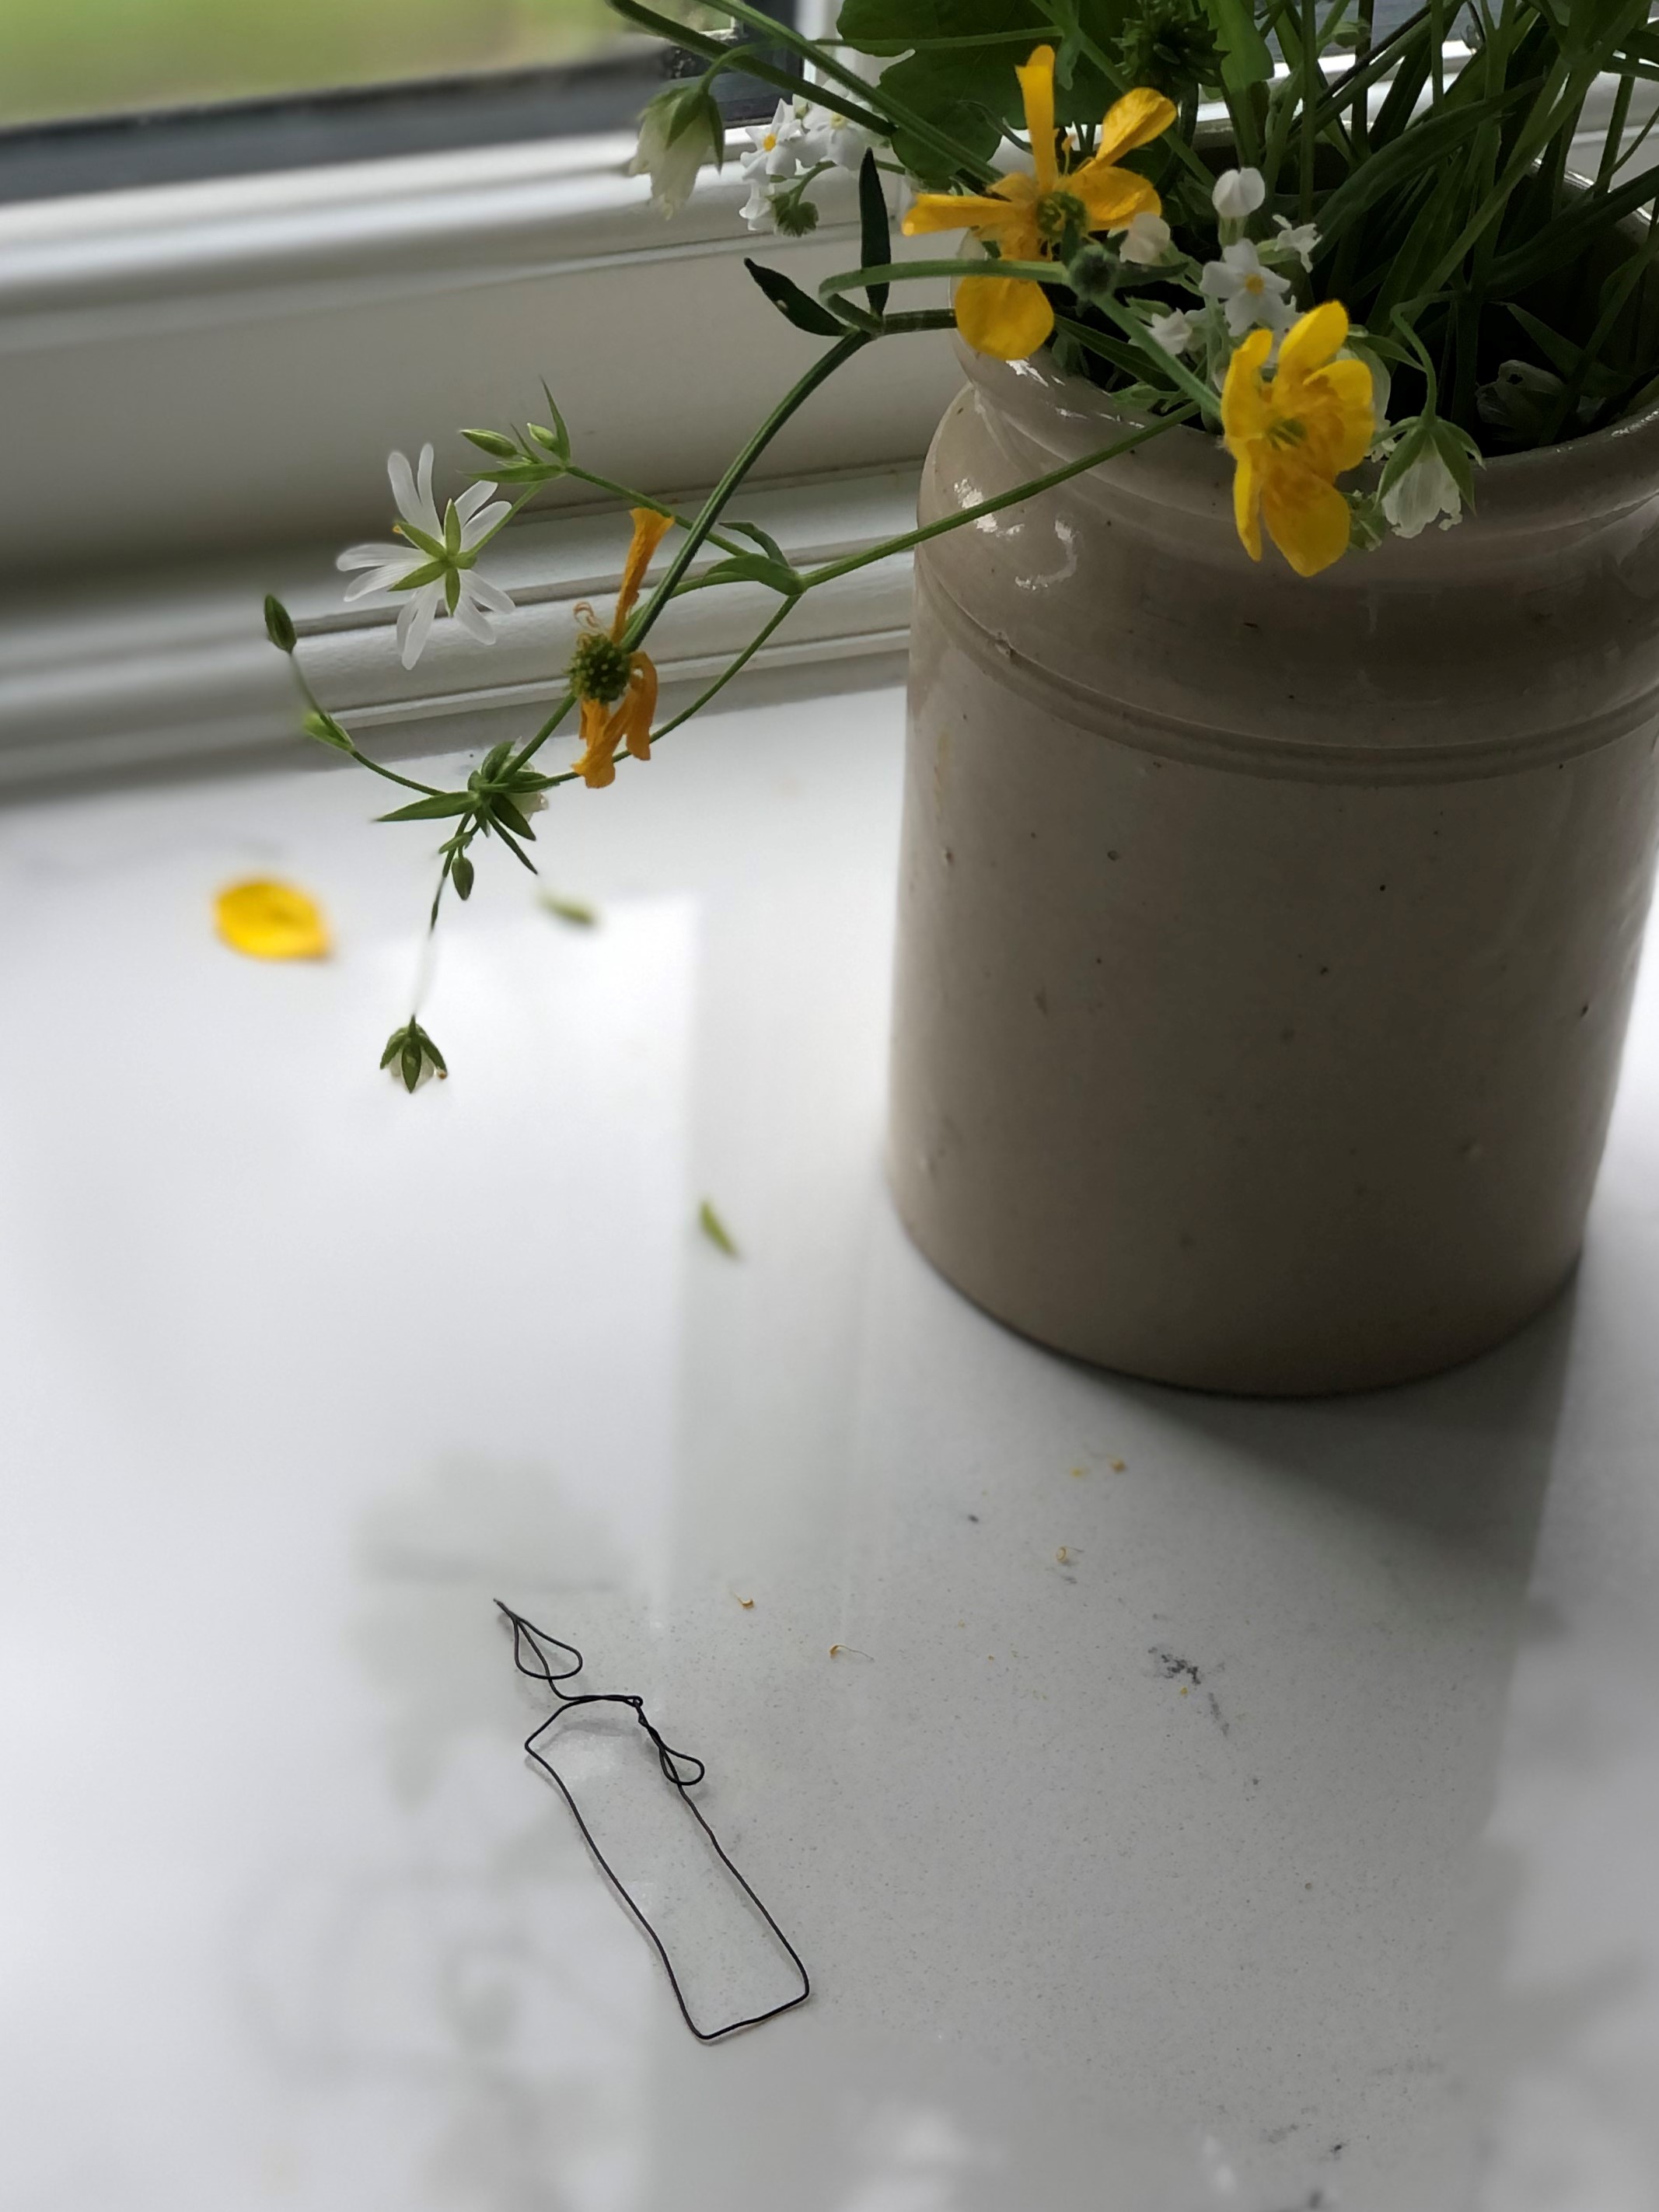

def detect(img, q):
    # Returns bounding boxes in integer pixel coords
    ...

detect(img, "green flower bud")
[264,595,297,653]
[774,194,821,239]
[302,709,354,753]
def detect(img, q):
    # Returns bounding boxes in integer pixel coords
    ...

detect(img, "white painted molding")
[0,467,919,792]
[1,130,956,578]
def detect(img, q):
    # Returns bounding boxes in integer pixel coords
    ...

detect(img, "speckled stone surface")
[2,687,1656,2211]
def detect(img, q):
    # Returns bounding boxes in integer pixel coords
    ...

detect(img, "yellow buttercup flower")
[1221,302,1375,578]
[569,507,673,789]
[902,48,1175,362]
[215,879,330,959]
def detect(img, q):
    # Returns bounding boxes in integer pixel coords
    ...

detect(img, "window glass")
[0,0,673,128]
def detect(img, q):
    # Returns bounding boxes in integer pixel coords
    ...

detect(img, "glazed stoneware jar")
[888,343,1659,1395]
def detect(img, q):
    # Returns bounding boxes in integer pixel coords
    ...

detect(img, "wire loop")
[497,1601,811,2042]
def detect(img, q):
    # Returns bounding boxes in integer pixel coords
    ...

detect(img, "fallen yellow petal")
[215,879,330,960]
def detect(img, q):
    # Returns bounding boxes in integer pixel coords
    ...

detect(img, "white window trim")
[0,68,1649,791]
[0,128,957,575]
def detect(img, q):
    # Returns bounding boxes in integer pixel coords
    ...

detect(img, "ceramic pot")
[888,344,1659,1394]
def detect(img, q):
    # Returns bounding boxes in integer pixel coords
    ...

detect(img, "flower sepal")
[380,1018,448,1093]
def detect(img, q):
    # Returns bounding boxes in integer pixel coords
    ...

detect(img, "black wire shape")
[495,1600,812,2043]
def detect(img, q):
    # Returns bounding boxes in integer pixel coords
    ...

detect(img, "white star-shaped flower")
[1200,241,1296,337]
[337,445,514,669]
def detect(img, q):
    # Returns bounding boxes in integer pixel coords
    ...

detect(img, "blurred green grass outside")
[0,0,628,127]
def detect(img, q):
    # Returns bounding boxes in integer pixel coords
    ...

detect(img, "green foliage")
[817,0,1659,450]
[836,0,1131,176]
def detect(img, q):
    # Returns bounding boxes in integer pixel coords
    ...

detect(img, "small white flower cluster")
[739,99,876,234]
[1130,168,1322,372]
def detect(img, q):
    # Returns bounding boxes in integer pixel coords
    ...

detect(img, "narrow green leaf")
[536,380,573,461]
[1490,157,1659,290]
[1314,82,1535,251]
[400,1040,421,1092]
[379,1025,407,1070]
[698,1199,741,1257]
[725,520,791,565]
[745,257,853,337]
[857,149,892,317]
[490,795,536,840]
[699,553,803,595]
[376,793,474,823]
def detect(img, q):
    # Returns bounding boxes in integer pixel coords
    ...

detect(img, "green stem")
[798,408,1196,591]
[1301,0,1320,222]
[289,662,445,797]
[562,465,752,557]
[535,407,1195,792]
[606,0,896,146]
[1077,302,1221,418]
[505,330,871,774]
[630,599,799,746]
[623,332,869,652]
[712,0,1001,188]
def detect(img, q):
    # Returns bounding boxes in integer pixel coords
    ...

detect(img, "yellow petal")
[1259,466,1353,577]
[1075,166,1160,234]
[1308,358,1377,474]
[1277,301,1350,383]
[1221,328,1275,451]
[613,506,675,634]
[902,191,1022,238]
[954,271,1055,361]
[215,879,330,960]
[1018,45,1059,194]
[616,651,659,764]
[1233,450,1265,563]
[571,697,620,788]
[1095,86,1178,166]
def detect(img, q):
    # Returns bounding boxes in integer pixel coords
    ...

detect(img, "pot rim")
[958,336,1659,540]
